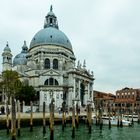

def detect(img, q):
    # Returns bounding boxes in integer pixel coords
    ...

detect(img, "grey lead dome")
[30,27,72,50]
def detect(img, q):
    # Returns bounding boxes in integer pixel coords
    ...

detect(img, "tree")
[0,70,22,103]
[16,85,38,105]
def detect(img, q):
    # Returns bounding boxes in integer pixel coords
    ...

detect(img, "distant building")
[93,90,116,113]
[1,6,94,111]
[115,87,140,114]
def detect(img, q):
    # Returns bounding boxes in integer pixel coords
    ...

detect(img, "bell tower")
[2,42,13,71]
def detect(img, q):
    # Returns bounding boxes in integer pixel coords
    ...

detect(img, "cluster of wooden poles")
[95,105,140,130]
[5,98,93,140]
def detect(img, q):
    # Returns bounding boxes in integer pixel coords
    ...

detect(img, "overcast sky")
[0,0,140,93]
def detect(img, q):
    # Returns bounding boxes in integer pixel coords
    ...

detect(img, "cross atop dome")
[50,5,53,12]
[44,5,59,29]
[6,41,9,46]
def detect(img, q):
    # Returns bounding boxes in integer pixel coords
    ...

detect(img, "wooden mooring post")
[127,106,130,121]
[131,103,134,125]
[72,100,75,138]
[88,103,92,134]
[17,100,21,136]
[120,106,123,127]
[76,103,79,129]
[117,113,120,127]
[62,101,66,131]
[99,101,103,130]
[108,110,111,129]
[108,102,111,129]
[95,107,99,126]
[30,101,33,132]
[11,96,16,140]
[49,98,55,140]
[138,105,140,124]
[6,100,10,135]
[43,102,46,135]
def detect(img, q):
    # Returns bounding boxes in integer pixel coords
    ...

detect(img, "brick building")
[93,90,116,114]
[115,87,140,114]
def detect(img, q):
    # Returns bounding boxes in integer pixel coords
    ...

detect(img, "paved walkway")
[0,112,87,120]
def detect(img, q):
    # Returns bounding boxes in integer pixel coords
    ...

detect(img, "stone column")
[87,83,90,100]
[84,83,88,105]
[73,78,76,99]
[68,88,73,108]
[78,80,81,106]
[90,83,93,102]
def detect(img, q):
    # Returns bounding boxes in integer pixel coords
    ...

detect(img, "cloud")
[0,0,140,93]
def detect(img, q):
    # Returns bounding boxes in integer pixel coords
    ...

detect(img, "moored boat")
[123,114,138,122]
[93,115,132,126]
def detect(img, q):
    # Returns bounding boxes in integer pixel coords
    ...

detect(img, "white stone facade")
[1,6,94,111]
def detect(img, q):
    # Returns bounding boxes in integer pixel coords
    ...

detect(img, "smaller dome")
[13,41,28,66]
[47,11,56,17]
[13,53,27,66]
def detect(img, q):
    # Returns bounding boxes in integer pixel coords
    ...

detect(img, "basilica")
[1,6,94,111]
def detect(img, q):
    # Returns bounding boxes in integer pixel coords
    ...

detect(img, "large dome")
[30,6,73,51]
[30,27,72,50]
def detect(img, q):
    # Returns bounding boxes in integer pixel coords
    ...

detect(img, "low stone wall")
[0,112,86,129]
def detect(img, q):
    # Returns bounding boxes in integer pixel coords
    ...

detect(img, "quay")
[0,112,87,129]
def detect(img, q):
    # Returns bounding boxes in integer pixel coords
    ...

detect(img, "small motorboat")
[93,115,132,126]
[123,114,138,122]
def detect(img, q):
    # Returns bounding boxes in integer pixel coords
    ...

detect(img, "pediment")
[83,70,90,77]
[69,69,91,78]
[41,69,61,76]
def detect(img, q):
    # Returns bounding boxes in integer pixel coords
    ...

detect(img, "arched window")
[53,59,58,69]
[50,78,54,85]
[44,79,49,85]
[44,78,59,86]
[55,79,59,85]
[44,58,50,69]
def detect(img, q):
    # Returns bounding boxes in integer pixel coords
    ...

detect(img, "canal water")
[0,123,140,140]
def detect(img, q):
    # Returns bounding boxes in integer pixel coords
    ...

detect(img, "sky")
[0,0,140,94]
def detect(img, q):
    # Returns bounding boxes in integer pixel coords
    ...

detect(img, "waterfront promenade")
[0,112,86,120]
[0,112,87,128]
